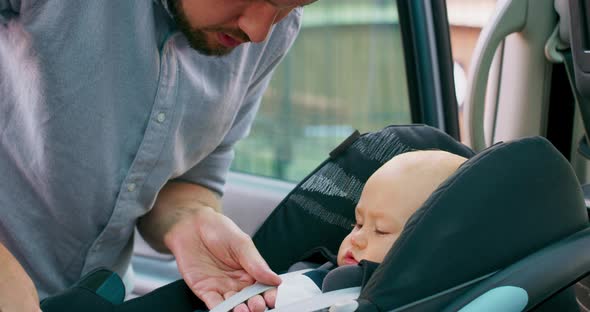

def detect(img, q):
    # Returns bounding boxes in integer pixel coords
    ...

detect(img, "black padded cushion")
[41,286,115,312]
[253,125,475,273]
[41,276,206,312]
[358,136,589,311]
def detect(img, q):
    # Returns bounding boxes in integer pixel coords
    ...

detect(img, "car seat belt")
[207,269,312,312]
[562,0,590,158]
[562,50,590,158]
[562,53,590,213]
[268,287,361,312]
[207,269,362,312]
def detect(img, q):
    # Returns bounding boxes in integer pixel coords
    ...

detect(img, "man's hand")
[164,207,280,310]
[233,288,278,312]
[138,181,280,312]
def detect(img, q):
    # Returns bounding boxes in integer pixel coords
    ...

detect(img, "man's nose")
[238,2,281,43]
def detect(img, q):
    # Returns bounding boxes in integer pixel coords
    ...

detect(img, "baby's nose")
[351,232,367,249]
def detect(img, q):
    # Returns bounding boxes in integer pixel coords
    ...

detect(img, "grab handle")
[463,0,528,151]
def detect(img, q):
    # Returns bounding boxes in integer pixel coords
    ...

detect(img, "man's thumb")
[237,240,281,286]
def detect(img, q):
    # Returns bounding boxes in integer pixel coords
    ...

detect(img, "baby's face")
[336,150,466,266]
[336,163,419,266]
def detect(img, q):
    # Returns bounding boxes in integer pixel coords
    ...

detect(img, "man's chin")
[192,45,233,57]
[185,33,234,57]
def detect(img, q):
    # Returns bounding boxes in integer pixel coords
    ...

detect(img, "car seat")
[40,125,590,311]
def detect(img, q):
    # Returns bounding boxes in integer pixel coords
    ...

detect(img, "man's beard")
[166,0,239,56]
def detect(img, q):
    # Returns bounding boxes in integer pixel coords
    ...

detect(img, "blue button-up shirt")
[0,0,301,298]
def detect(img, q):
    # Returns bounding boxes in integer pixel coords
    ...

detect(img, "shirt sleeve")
[174,8,303,196]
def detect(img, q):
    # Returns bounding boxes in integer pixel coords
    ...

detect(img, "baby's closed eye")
[375,229,390,235]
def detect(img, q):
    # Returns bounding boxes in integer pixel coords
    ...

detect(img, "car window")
[231,0,410,182]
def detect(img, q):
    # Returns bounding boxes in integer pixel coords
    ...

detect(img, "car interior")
[41,0,590,311]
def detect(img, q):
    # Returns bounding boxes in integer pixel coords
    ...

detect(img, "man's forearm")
[0,242,40,311]
[137,181,221,253]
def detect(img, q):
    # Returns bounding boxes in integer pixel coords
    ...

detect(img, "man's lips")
[342,251,358,265]
[217,32,243,48]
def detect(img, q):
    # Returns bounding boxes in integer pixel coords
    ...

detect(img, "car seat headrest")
[359,136,589,310]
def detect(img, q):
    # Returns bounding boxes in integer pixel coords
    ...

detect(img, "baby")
[336,149,467,267]
[234,150,467,312]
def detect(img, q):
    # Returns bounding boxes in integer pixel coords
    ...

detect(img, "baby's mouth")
[343,251,359,265]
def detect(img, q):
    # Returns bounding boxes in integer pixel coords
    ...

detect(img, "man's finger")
[200,291,225,310]
[235,238,281,286]
[222,291,250,312]
[263,288,277,309]
[224,290,237,299]
[247,295,266,312]
[233,303,250,312]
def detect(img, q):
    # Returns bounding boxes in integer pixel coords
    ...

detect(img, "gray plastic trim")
[464,0,528,151]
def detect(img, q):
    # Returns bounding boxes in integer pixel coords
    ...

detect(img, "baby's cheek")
[374,236,398,262]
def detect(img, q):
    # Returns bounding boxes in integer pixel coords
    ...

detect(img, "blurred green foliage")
[232,1,411,182]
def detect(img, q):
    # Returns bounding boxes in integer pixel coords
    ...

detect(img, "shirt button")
[156,112,166,123]
[127,183,136,192]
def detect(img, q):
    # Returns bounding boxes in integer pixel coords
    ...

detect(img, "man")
[0,0,315,311]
